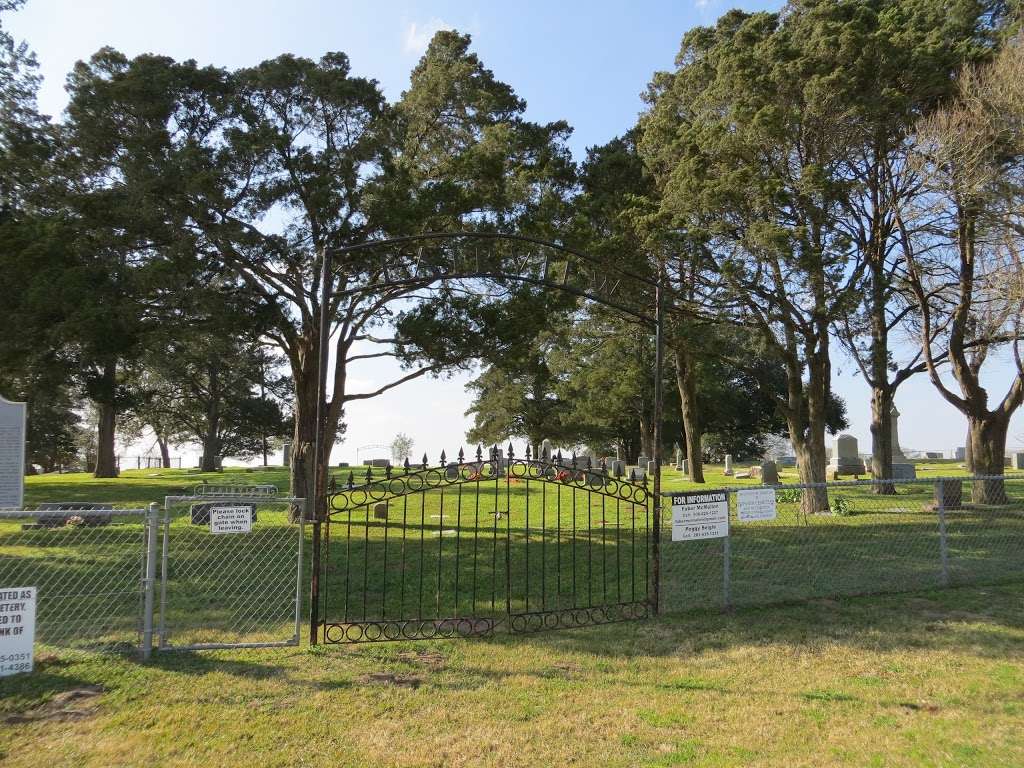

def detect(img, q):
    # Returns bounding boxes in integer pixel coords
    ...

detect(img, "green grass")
[0,583,1022,767]
[1,467,1023,766]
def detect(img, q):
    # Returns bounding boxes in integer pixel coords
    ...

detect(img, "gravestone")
[885,405,916,478]
[827,434,864,477]
[282,442,292,467]
[934,479,963,510]
[609,459,626,477]
[0,396,26,508]
[37,502,113,528]
[925,451,943,459]
[636,455,650,471]
[540,439,553,462]
[647,460,658,475]
[1014,452,1024,471]
[723,454,733,476]
[373,502,388,520]
[954,447,966,461]
[445,462,460,480]
[674,444,682,468]
[680,459,688,475]
[760,460,780,485]
[778,455,797,467]
[371,458,390,468]
[890,405,907,459]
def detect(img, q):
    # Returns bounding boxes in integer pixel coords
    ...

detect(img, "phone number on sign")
[0,662,31,673]
[0,653,31,662]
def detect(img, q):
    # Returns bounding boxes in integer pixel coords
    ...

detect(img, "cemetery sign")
[0,396,26,508]
[670,490,729,541]
[736,488,777,521]
[0,587,36,677]
[210,506,254,534]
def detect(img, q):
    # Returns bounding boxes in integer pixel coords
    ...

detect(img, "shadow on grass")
[492,580,1024,663]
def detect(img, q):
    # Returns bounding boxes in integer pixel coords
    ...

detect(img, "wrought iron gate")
[318,447,653,643]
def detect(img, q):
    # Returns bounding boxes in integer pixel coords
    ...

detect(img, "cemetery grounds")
[0,463,1022,767]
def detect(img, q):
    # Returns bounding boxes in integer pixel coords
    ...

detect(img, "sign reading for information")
[736,487,778,522]
[0,587,36,677]
[670,490,729,541]
[210,506,253,535]
[0,396,26,509]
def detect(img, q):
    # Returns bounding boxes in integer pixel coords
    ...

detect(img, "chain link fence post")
[934,480,950,588]
[141,502,159,659]
[722,490,733,610]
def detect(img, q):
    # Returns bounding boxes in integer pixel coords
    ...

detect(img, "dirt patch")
[396,650,447,669]
[899,701,941,713]
[358,673,422,689]
[4,685,104,724]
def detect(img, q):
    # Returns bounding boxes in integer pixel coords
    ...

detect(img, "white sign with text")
[0,587,36,676]
[210,506,253,535]
[736,488,778,522]
[670,490,729,541]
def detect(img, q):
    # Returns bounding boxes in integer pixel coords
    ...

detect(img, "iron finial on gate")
[458,446,465,463]
[630,467,637,482]
[571,452,577,468]
[490,444,498,461]
[365,466,373,484]
[508,442,515,460]
[440,449,447,466]
[422,453,429,470]
[404,457,411,474]
[556,450,563,466]
[347,471,355,489]
[385,463,392,479]
[476,444,483,462]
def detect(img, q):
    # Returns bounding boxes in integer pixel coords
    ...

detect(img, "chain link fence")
[0,504,158,656]
[159,493,306,650]
[659,475,1024,613]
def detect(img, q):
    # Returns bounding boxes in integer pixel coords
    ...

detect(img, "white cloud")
[403,18,453,56]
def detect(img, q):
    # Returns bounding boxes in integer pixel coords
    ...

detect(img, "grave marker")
[0,396,26,509]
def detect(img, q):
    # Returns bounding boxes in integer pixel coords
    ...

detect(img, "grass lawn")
[0,582,1022,767]
[2,464,1022,766]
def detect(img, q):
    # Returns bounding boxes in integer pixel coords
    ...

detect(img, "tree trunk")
[638,415,654,463]
[673,350,704,483]
[968,414,1008,504]
[93,360,118,478]
[868,386,895,494]
[200,362,222,472]
[157,435,171,469]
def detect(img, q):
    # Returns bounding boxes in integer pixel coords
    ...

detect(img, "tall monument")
[0,396,26,508]
[889,404,916,479]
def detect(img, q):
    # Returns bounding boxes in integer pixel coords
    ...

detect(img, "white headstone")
[828,434,864,475]
[723,454,733,476]
[1014,452,1024,471]
[954,447,966,461]
[0,397,26,508]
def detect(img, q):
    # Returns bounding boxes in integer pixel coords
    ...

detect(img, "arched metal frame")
[310,232,666,643]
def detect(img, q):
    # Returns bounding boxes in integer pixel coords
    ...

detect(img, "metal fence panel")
[0,505,155,655]
[160,495,305,650]
[659,475,1024,614]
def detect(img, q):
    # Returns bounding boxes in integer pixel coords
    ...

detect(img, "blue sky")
[7,0,1023,463]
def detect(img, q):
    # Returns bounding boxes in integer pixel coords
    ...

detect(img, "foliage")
[390,433,414,464]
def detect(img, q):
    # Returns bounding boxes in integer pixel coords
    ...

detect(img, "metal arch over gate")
[319,447,653,643]
[310,231,670,643]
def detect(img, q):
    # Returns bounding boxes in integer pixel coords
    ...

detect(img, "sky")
[6,0,1023,465]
